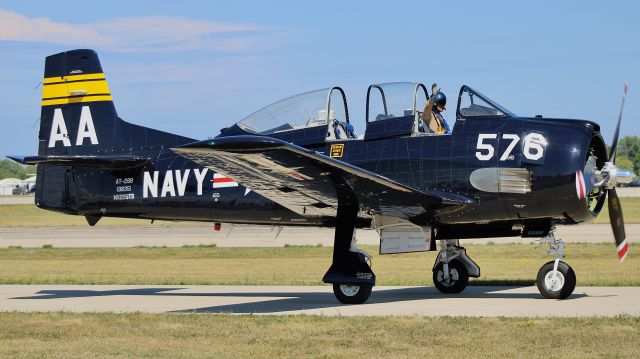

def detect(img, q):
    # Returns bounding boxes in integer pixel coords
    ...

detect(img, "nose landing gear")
[536,231,576,299]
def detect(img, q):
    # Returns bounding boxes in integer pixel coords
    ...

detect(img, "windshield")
[456,86,515,119]
[238,88,349,135]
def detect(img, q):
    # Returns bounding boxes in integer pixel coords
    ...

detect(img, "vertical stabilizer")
[39,49,119,156]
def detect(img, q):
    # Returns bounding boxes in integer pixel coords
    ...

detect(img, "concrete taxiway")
[0,285,638,317]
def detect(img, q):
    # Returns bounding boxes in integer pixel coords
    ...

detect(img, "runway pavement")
[0,284,638,317]
[0,223,635,247]
[0,195,34,205]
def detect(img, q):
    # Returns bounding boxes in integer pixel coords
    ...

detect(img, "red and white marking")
[617,239,629,261]
[212,174,238,189]
[575,170,586,200]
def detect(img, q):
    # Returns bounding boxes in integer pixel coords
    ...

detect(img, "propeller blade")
[609,82,628,163]
[607,188,628,261]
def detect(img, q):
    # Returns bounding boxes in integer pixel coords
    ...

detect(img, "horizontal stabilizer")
[7,155,149,169]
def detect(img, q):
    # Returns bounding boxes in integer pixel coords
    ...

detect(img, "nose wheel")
[536,231,576,299]
[536,260,576,299]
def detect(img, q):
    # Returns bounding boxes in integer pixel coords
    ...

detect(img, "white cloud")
[0,9,287,53]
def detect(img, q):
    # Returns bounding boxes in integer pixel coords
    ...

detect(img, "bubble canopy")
[237,87,349,135]
[231,83,515,141]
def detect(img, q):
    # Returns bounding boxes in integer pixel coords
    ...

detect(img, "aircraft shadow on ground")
[10,285,599,314]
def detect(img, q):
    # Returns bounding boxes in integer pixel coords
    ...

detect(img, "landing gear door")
[375,215,432,254]
[379,225,431,254]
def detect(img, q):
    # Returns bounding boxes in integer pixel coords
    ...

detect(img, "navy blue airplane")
[9,50,630,304]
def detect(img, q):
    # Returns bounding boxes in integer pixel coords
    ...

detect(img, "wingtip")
[6,155,26,164]
[624,82,628,96]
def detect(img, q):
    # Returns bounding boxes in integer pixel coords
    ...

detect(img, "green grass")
[0,243,636,286]
[2,197,640,227]
[0,204,196,227]
[0,312,638,358]
[593,197,640,224]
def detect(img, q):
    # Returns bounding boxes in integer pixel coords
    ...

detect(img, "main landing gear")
[432,239,480,294]
[323,189,375,304]
[329,230,374,304]
[536,231,576,299]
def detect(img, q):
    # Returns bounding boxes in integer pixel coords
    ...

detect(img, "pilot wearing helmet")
[421,84,451,134]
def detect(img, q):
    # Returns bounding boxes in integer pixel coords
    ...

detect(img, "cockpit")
[224,83,514,147]
[364,82,429,140]
[456,86,515,119]
[235,87,353,146]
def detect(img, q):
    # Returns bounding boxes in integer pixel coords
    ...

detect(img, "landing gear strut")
[432,239,480,294]
[324,187,375,304]
[536,231,576,299]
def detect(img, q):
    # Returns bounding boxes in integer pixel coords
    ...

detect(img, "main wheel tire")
[433,260,469,294]
[332,284,372,304]
[536,261,576,299]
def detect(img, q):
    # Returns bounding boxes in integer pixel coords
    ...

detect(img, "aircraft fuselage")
[36,112,603,238]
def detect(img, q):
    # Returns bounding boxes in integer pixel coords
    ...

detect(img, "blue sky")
[1,0,639,156]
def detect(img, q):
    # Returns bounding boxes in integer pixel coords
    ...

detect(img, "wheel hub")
[436,268,460,287]
[544,271,565,292]
[339,285,360,297]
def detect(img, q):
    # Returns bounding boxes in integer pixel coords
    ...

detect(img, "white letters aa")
[48,108,71,148]
[48,106,99,148]
[76,106,99,146]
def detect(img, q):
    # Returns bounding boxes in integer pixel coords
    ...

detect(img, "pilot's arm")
[422,87,437,117]
[423,98,433,116]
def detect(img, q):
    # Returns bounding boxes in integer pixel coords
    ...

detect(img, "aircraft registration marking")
[330,144,344,158]
[113,193,135,200]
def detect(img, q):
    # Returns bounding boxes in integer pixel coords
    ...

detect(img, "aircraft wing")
[172,135,473,219]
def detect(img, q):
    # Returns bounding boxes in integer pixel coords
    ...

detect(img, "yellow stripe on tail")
[41,72,112,107]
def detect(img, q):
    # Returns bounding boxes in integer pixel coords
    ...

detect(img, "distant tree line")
[0,159,36,180]
[607,136,640,175]
[616,136,640,174]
